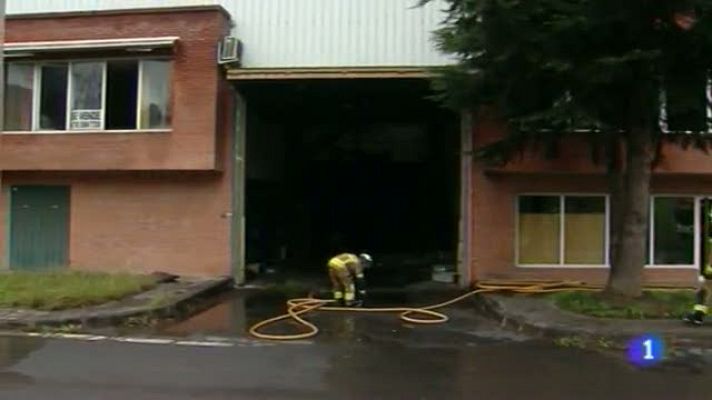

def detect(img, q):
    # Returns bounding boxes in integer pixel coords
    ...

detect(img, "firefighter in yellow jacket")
[327,253,373,307]
[684,264,712,326]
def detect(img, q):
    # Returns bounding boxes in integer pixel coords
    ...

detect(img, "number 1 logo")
[643,339,654,360]
[627,335,663,366]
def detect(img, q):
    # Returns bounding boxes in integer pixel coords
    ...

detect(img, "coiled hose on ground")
[248,280,600,341]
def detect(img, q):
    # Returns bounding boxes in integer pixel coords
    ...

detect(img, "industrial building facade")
[2,6,235,276]
[1,0,704,287]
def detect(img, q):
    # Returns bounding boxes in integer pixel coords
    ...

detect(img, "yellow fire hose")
[249,280,601,341]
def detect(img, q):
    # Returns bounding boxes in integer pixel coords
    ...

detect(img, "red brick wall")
[469,172,702,286]
[477,118,712,175]
[0,171,233,277]
[469,116,706,286]
[2,7,231,171]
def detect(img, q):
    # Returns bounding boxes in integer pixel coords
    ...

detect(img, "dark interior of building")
[241,78,460,286]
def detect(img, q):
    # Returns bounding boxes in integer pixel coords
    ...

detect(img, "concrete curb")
[479,294,712,349]
[0,277,233,330]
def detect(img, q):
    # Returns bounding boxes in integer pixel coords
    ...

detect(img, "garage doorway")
[240,79,461,288]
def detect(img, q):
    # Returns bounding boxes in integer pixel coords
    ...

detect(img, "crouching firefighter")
[684,264,712,326]
[327,253,373,307]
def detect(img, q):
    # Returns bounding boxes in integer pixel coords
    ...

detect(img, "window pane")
[518,196,560,264]
[665,69,707,132]
[653,197,694,265]
[140,60,171,129]
[564,197,606,264]
[70,62,103,130]
[39,64,68,130]
[4,64,34,131]
[106,61,138,130]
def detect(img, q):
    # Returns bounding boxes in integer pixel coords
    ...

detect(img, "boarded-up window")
[518,195,607,266]
[564,197,606,264]
[518,196,560,264]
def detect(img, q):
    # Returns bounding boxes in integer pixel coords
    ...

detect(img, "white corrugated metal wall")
[6,0,453,68]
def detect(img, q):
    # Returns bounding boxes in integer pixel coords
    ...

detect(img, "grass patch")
[596,337,615,349]
[146,292,174,309]
[550,290,695,319]
[554,336,586,349]
[0,271,157,311]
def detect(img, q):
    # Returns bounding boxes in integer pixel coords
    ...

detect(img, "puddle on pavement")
[87,290,315,338]
[157,290,287,337]
[154,290,426,338]
[97,289,493,344]
[0,300,706,399]
[0,337,44,368]
[88,288,712,371]
[0,337,42,389]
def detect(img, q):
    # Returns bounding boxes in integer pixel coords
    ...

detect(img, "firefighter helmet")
[359,253,373,267]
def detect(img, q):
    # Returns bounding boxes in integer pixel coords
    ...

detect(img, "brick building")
[471,126,709,286]
[2,1,706,287]
[2,7,235,277]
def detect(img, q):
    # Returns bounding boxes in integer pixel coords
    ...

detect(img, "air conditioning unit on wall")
[218,36,243,66]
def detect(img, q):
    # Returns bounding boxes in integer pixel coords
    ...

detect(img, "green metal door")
[10,186,70,270]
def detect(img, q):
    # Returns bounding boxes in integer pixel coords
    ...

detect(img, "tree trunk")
[606,134,625,270]
[605,127,654,298]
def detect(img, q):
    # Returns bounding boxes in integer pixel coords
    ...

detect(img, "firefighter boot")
[683,310,705,326]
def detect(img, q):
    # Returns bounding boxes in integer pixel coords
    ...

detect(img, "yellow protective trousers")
[328,253,364,303]
[693,278,712,315]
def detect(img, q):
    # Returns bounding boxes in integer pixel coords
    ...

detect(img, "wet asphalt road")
[0,291,709,399]
[0,335,709,400]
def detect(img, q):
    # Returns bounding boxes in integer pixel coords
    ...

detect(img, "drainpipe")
[230,87,247,285]
[458,110,474,288]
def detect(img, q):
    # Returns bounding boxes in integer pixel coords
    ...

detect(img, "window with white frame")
[517,195,608,266]
[4,59,171,132]
[516,194,698,268]
[648,196,696,266]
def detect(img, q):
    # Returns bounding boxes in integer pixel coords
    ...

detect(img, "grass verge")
[550,290,695,319]
[0,271,157,311]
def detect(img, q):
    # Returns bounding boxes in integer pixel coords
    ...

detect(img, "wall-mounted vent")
[218,36,242,66]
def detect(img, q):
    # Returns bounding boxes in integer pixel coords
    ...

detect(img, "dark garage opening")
[241,79,460,287]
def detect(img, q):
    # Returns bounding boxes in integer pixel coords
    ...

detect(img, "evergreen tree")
[427,0,712,297]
